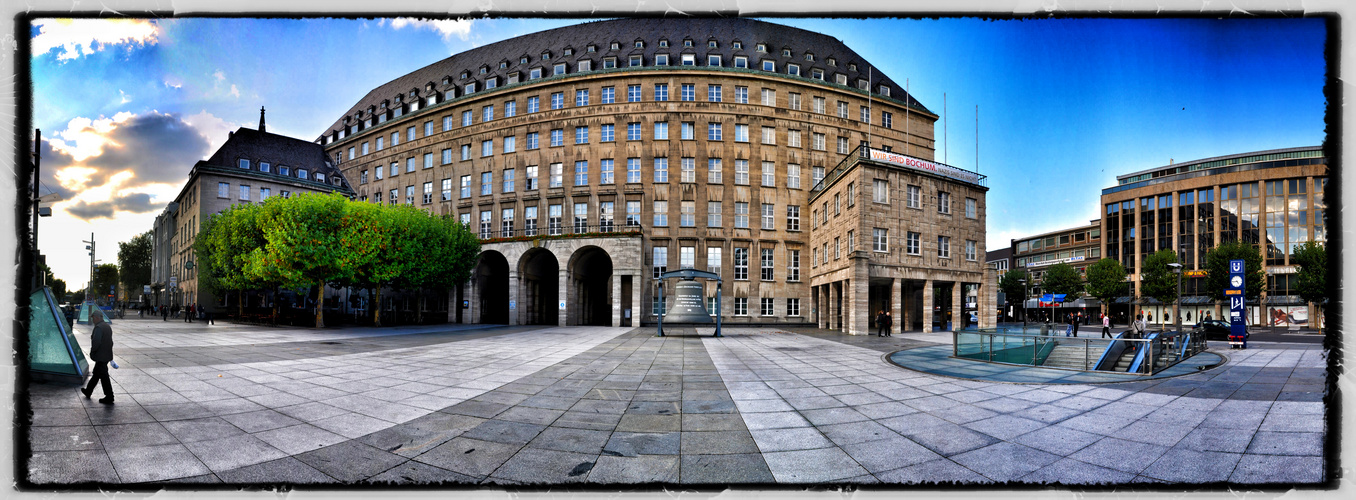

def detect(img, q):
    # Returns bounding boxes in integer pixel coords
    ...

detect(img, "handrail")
[477,222,643,241]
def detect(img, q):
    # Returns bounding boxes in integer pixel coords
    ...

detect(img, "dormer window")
[554,63,567,75]
[756,43,766,52]
[239,159,250,169]
[707,55,721,66]
[805,53,814,61]
[659,39,668,47]
[542,51,551,60]
[298,168,308,179]
[849,63,857,71]
[564,47,574,56]
[683,39,693,47]
[520,56,529,64]
[602,57,615,69]
[508,72,520,84]
[811,68,824,80]
[479,66,488,75]
[878,85,890,97]
[782,49,791,57]
[578,60,592,71]
[609,42,619,50]
[486,77,498,89]
[708,40,718,48]
[732,41,742,49]
[460,71,469,79]
[442,77,451,86]
[682,54,696,66]
[655,54,669,66]
[279,165,290,176]
[827,57,836,66]
[629,55,642,67]
[634,40,644,48]
[530,67,542,79]
[499,61,508,69]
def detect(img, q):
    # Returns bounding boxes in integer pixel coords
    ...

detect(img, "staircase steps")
[1041,344,1094,370]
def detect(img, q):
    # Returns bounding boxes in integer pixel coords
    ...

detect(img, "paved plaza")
[21,317,1330,487]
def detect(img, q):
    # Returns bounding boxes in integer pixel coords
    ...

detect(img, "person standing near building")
[875,310,887,337]
[883,310,893,337]
[1102,313,1112,338]
[81,313,115,404]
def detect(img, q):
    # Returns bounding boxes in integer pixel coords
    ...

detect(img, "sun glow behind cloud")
[31,18,160,61]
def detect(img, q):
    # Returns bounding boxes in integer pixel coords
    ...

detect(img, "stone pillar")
[902,281,913,331]
[850,276,869,336]
[829,282,840,331]
[921,280,933,333]
[890,278,902,334]
[558,268,570,326]
[952,282,964,331]
[507,270,521,326]
[633,273,644,327]
[466,281,480,324]
[611,274,622,327]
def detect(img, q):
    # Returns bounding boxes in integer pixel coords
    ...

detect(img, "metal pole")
[32,130,41,282]
[714,280,722,337]
[656,280,664,337]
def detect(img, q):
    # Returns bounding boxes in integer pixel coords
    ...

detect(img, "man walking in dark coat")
[81,313,115,404]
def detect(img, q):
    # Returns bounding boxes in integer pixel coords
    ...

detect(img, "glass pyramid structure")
[29,287,88,377]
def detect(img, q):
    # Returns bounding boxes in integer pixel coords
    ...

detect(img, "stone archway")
[568,246,614,326]
[474,251,510,324]
[519,248,559,325]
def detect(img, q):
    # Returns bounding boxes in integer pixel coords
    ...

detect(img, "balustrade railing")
[952,328,1208,375]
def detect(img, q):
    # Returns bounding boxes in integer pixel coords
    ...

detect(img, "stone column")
[508,270,521,326]
[558,268,570,326]
[466,281,480,324]
[850,277,869,336]
[902,281,913,331]
[952,282,964,331]
[611,274,622,327]
[633,273,644,327]
[921,280,933,333]
[890,278,902,334]
[829,282,840,331]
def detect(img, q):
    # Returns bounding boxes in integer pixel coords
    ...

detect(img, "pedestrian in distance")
[1073,313,1082,338]
[161,304,168,321]
[204,306,214,325]
[883,310,893,337]
[875,310,887,337]
[1102,313,1112,338]
[81,312,116,404]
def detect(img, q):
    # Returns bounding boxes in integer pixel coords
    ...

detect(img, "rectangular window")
[762,60,775,72]
[575,89,589,107]
[679,246,695,269]
[761,126,776,145]
[529,68,542,80]
[907,231,920,255]
[549,204,563,235]
[654,200,668,226]
[966,198,977,218]
[734,248,749,280]
[938,236,951,258]
[939,191,952,214]
[440,148,451,165]
[966,240,977,261]
[479,211,492,238]
[629,55,642,67]
[682,54,696,66]
[524,206,538,236]
[575,126,590,144]
[836,136,849,154]
[601,86,615,104]
[907,185,921,208]
[761,203,775,230]
[601,123,615,142]
[405,185,415,205]
[789,93,802,110]
[681,122,694,140]
[361,142,369,155]
[860,106,870,123]
[708,122,722,141]
[812,133,826,151]
[574,160,589,186]
[813,96,826,114]
[626,201,641,226]
[681,83,695,101]
[360,170,369,184]
[550,163,563,188]
[787,130,802,149]
[787,64,800,76]
[734,202,749,228]
[526,165,539,190]
[734,124,749,142]
[600,202,616,230]
[526,132,539,149]
[260,188,270,200]
[481,140,493,157]
[786,298,801,316]
[761,248,774,281]
[500,208,514,237]
[653,247,668,280]
[505,101,517,117]
[654,157,669,182]
[460,144,471,161]
[654,83,669,101]
[390,189,397,205]
[680,201,696,227]
[217,182,229,198]
[551,92,564,109]
[707,158,722,183]
[680,157,696,183]
[761,162,775,187]
[573,203,588,232]
[735,86,749,103]
[627,158,641,183]
[734,297,748,316]
[735,160,749,185]
[423,182,433,204]
[392,131,399,146]
[527,96,540,113]
[787,250,800,281]
[837,101,849,118]
[654,121,669,140]
[707,247,722,275]
[441,178,452,201]
[502,169,515,193]
[882,112,893,129]
[239,184,251,200]
[460,175,471,198]
[376,165,385,180]
[628,85,641,102]
[627,122,641,141]
[873,179,889,203]
[554,63,566,76]
[550,129,564,147]
[503,136,517,153]
[600,159,614,184]
[708,84,722,102]
[786,205,800,231]
[873,228,888,252]
[761,88,776,106]
[708,201,722,227]
[462,110,473,127]
[481,172,492,195]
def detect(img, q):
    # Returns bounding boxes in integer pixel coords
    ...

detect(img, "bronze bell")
[662,279,714,324]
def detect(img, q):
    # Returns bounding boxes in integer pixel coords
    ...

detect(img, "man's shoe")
[80,387,92,399]
[98,397,114,405]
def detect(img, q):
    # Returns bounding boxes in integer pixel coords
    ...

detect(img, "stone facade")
[807,149,992,335]
[320,19,957,328]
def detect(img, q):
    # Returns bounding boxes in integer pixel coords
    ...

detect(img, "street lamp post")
[82,233,95,303]
[1168,262,1183,333]
[1018,278,1027,328]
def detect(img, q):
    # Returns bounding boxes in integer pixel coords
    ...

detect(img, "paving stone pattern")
[23,319,1329,486]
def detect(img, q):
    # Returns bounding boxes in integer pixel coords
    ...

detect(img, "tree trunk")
[315,282,325,328]
[374,287,383,327]
[238,290,244,318]
[417,288,425,324]
[272,286,279,326]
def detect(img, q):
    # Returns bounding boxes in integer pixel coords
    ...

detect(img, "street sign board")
[1227,259,1247,347]
[143,285,151,294]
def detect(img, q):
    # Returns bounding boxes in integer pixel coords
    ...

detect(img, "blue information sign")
[1227,259,1247,348]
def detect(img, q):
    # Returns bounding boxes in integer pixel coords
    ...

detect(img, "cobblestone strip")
[703,328,1327,484]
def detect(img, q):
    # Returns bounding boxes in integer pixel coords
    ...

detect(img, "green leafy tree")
[1140,249,1180,328]
[91,263,119,303]
[50,278,67,304]
[1042,263,1084,301]
[250,192,354,328]
[196,202,269,317]
[998,269,1030,321]
[117,231,153,301]
[1085,258,1128,318]
[1203,242,1265,301]
[1290,241,1327,332]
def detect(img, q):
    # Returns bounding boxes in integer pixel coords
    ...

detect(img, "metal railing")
[952,328,1208,375]
[479,221,643,240]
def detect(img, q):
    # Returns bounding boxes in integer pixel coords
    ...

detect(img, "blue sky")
[30,17,1327,286]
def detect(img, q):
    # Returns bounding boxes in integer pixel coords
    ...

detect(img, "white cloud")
[119,89,131,104]
[229,84,240,98]
[214,70,226,81]
[182,110,239,157]
[51,112,137,161]
[32,18,159,61]
[382,17,474,41]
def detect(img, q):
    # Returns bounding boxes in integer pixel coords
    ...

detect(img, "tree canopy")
[117,231,153,298]
[91,263,119,302]
[1085,258,1128,307]
[1291,241,1327,307]
[998,269,1030,304]
[1203,242,1265,301]
[1041,263,1084,300]
[1140,249,1180,306]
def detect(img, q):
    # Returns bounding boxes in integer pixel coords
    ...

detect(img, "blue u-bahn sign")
[1227,259,1247,348]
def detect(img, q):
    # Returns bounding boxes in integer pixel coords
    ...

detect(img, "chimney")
[1169,158,1174,165]
[259,106,267,133]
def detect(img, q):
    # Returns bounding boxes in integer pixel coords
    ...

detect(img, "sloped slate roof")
[205,127,351,192]
[320,18,927,139]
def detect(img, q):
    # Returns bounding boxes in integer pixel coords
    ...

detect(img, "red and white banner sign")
[868,149,981,185]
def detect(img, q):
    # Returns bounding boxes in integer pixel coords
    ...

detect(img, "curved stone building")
[319,18,991,332]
